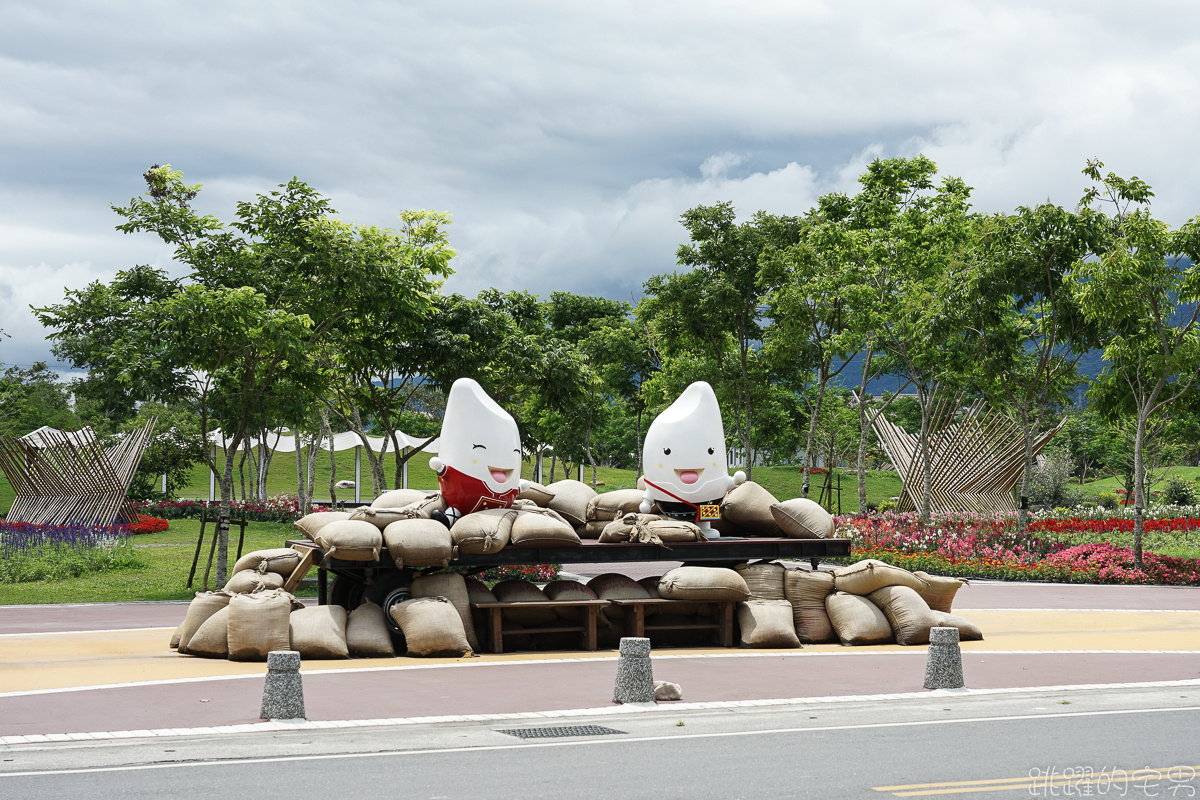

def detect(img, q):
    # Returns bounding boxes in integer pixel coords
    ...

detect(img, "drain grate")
[497,725,627,739]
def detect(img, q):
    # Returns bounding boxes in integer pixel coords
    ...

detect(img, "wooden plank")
[282,546,316,593]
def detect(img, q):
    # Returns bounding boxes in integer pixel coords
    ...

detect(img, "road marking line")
[0,628,173,638]
[875,764,1200,796]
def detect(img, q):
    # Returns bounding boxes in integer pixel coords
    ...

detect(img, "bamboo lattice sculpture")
[871,394,1064,516]
[0,419,157,526]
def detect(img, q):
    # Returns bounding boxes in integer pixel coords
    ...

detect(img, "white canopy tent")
[205,428,439,502]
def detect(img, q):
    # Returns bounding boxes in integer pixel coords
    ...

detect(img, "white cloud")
[2,0,1200,368]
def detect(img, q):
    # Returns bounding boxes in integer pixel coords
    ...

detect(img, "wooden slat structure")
[0,419,157,526]
[871,395,1064,516]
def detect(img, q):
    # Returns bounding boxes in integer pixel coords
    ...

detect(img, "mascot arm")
[429,457,444,474]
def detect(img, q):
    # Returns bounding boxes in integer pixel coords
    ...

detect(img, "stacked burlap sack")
[170,545,401,660]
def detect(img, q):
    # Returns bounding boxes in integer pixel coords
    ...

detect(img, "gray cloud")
[2,0,1199,370]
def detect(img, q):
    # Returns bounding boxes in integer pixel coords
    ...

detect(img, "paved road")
[1,686,1197,799]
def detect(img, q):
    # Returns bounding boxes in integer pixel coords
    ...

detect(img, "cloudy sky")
[3,0,1198,373]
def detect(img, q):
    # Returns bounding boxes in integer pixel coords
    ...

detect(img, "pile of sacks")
[290,478,838,563]
[170,546,398,660]
[785,559,981,646]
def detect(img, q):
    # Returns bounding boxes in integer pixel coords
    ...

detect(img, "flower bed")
[131,496,328,524]
[835,511,1200,586]
[126,515,170,535]
[0,521,145,583]
[478,564,561,584]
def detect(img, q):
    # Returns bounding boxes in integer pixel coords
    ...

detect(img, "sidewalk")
[1,582,1197,740]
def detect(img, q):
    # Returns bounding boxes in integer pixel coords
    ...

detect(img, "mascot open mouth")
[489,467,514,483]
[674,468,704,485]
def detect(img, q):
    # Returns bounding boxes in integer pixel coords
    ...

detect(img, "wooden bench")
[471,599,611,654]
[606,598,736,647]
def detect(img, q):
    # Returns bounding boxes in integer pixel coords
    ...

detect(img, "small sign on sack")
[697,504,721,521]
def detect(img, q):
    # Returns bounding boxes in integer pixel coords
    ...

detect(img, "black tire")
[328,574,366,612]
[362,567,415,607]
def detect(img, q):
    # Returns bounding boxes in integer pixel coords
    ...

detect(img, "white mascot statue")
[428,378,526,526]
[638,381,746,535]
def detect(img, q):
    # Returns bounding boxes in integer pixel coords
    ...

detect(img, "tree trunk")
[1133,405,1148,568]
[1017,406,1034,535]
[305,430,319,512]
[802,368,828,499]
[549,454,557,483]
[917,388,933,524]
[216,441,237,586]
[324,407,337,507]
[295,433,306,513]
[348,407,384,497]
[237,443,248,502]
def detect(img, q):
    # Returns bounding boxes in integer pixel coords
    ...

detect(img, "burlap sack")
[543,579,599,620]
[389,597,473,658]
[370,488,430,509]
[293,511,352,542]
[598,514,698,544]
[869,585,937,646]
[464,576,497,605]
[546,480,597,527]
[227,590,295,661]
[826,591,893,646]
[314,520,383,561]
[232,548,303,577]
[451,508,517,555]
[349,506,418,530]
[914,571,967,613]
[833,559,928,595]
[347,600,396,657]
[176,591,232,652]
[491,580,559,626]
[170,621,183,649]
[223,569,285,595]
[586,489,647,522]
[637,576,704,616]
[783,569,837,643]
[770,498,834,539]
[659,567,751,602]
[383,518,455,567]
[289,605,349,659]
[735,562,786,600]
[411,572,480,653]
[517,481,555,507]
[737,600,802,648]
[184,606,230,658]
[581,519,609,539]
[719,481,782,536]
[929,610,984,641]
[509,508,581,547]
[587,573,651,620]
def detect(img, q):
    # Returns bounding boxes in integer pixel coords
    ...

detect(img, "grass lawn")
[0,519,310,605]
[1077,466,1200,496]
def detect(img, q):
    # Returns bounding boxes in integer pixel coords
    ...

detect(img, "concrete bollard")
[924,626,964,690]
[260,650,305,720]
[613,637,655,704]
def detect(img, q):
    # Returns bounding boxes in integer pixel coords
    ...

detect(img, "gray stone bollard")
[613,637,655,704]
[924,626,964,690]
[260,650,305,720]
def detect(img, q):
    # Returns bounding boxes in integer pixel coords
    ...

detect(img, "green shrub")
[1096,491,1119,510]
[876,499,897,513]
[1162,474,1197,506]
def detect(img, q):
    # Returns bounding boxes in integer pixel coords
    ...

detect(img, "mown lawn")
[1078,466,1200,497]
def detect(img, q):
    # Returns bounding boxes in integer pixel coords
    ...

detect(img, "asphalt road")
[1,685,1197,799]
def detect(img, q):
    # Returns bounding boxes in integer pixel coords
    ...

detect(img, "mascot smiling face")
[639,381,745,530]
[428,378,523,520]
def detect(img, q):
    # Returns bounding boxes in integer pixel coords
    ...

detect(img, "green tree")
[37,166,453,583]
[1072,159,1200,565]
[951,203,1103,531]
[639,204,801,477]
[0,362,80,437]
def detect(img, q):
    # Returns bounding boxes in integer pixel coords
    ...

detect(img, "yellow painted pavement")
[1,609,1197,694]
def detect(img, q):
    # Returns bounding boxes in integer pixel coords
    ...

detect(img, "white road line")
[3,703,1200,777]
[0,628,174,638]
[2,679,1200,747]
